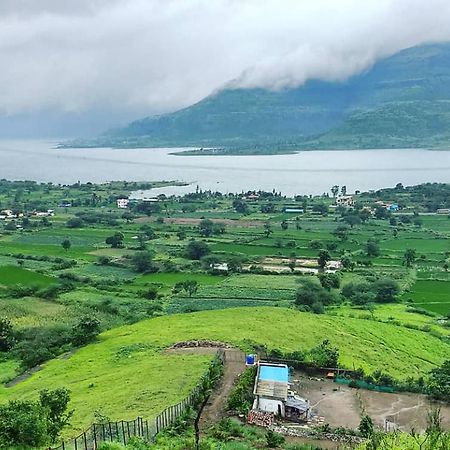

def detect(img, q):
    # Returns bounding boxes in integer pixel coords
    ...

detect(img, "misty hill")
[95,43,450,151]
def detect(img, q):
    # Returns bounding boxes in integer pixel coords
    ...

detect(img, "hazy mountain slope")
[100,43,450,150]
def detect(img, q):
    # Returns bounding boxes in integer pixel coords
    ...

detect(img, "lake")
[1,139,450,196]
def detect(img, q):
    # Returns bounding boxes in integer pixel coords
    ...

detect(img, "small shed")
[252,362,311,422]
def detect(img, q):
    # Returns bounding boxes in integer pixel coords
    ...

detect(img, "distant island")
[61,43,450,155]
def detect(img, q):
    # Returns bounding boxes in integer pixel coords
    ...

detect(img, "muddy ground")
[292,373,450,432]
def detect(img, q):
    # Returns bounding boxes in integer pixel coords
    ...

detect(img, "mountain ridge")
[66,42,450,152]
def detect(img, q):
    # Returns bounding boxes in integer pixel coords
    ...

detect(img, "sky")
[1,0,450,137]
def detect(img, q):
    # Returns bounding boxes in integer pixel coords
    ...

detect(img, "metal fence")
[49,349,225,450]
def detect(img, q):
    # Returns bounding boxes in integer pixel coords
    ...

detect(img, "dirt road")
[199,349,246,429]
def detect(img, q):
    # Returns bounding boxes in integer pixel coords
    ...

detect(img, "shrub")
[265,430,285,448]
[185,240,210,260]
[72,316,101,347]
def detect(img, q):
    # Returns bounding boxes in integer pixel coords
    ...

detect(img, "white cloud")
[0,0,450,120]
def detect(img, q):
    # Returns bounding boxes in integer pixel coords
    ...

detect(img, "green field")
[0,265,55,287]
[404,280,450,315]
[0,306,448,435]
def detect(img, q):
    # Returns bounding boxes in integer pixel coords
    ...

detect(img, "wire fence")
[49,349,225,450]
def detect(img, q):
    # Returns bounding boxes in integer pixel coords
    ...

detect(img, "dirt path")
[199,349,246,429]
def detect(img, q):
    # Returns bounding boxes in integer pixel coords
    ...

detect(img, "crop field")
[0,306,448,435]
[404,280,450,315]
[1,180,450,446]
[0,265,55,287]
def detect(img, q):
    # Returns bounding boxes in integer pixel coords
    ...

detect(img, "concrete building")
[252,362,310,422]
[336,195,354,207]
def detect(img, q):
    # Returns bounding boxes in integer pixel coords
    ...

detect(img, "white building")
[116,198,129,209]
[252,362,310,422]
[336,195,354,207]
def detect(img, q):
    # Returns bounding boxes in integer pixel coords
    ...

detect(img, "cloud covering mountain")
[1,0,450,135]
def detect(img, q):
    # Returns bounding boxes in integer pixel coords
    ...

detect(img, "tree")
[288,259,296,272]
[182,280,198,297]
[317,250,330,270]
[227,257,243,273]
[131,250,156,273]
[105,232,124,248]
[72,316,100,346]
[340,254,355,271]
[359,415,374,438]
[232,199,249,214]
[295,280,335,308]
[61,239,71,252]
[308,339,339,367]
[177,228,187,240]
[365,239,380,257]
[331,185,339,198]
[372,278,400,303]
[0,388,71,448]
[140,225,156,240]
[341,185,347,196]
[66,217,83,228]
[403,248,417,267]
[343,214,361,228]
[333,224,349,241]
[137,233,147,250]
[374,206,389,220]
[319,273,340,290]
[312,203,328,216]
[427,360,450,402]
[263,222,272,238]
[198,219,214,237]
[280,220,288,230]
[39,388,72,442]
[185,240,210,260]
[0,317,14,352]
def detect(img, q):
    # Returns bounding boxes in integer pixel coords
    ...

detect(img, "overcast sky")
[1,0,450,136]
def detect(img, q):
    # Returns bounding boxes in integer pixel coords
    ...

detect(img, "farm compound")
[251,362,311,423]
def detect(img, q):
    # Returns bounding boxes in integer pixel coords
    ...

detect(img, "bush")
[72,316,101,347]
[295,279,336,308]
[265,429,285,448]
[0,388,71,447]
[0,317,15,352]
[227,367,256,414]
[185,240,210,260]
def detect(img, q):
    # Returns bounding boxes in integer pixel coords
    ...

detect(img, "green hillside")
[1,307,448,434]
[70,42,450,152]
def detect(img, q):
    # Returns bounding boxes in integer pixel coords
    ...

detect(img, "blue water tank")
[246,354,255,365]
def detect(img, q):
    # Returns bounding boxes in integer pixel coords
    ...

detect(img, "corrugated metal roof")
[255,363,289,400]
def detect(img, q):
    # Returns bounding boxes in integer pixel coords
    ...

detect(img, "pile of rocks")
[247,410,274,427]
[170,340,230,349]
[270,424,364,445]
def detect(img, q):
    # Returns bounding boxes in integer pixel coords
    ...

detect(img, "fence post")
[93,424,97,448]
[126,421,131,439]
[83,431,88,450]
[108,423,113,441]
[121,420,126,445]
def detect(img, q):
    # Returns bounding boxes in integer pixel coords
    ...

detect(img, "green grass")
[0,265,55,287]
[1,306,448,436]
[133,272,224,286]
[404,280,450,315]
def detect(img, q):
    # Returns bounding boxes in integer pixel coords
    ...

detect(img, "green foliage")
[265,429,285,448]
[295,279,336,309]
[359,415,374,438]
[427,360,450,402]
[185,240,210,260]
[72,315,101,347]
[0,388,71,448]
[105,232,125,248]
[131,251,157,273]
[0,318,14,352]
[318,273,340,290]
[227,367,256,415]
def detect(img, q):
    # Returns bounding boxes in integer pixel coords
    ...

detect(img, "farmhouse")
[251,362,310,422]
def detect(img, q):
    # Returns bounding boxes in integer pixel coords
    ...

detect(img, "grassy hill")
[68,42,450,152]
[1,307,448,435]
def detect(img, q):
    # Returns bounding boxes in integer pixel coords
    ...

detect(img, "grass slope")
[0,307,448,435]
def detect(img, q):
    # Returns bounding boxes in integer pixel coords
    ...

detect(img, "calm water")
[1,139,450,196]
